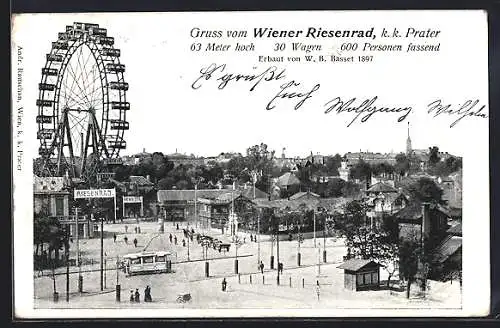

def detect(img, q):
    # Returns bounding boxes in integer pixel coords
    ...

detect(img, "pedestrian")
[169,233,173,243]
[113,234,116,243]
[243,237,246,243]
[191,228,195,235]
[176,223,179,230]
[138,226,141,233]
[250,234,253,242]
[133,238,138,248]
[260,261,264,274]
[134,288,140,302]
[144,286,150,302]
[316,280,320,301]
[174,236,178,245]
[124,236,128,244]
[134,226,137,234]
[182,239,186,247]
[222,278,227,291]
[130,290,134,302]
[125,225,128,233]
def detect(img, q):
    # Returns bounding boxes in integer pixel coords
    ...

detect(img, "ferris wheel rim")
[36,22,129,179]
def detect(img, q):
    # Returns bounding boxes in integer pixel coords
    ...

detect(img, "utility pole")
[313,209,316,248]
[100,216,104,291]
[194,184,198,229]
[65,226,70,302]
[323,213,327,263]
[187,221,190,261]
[257,214,261,265]
[115,255,120,302]
[75,207,82,293]
[297,223,301,267]
[276,214,280,285]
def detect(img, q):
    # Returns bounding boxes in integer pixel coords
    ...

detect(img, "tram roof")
[123,251,171,259]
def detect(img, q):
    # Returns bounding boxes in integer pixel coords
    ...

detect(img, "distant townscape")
[33,126,462,308]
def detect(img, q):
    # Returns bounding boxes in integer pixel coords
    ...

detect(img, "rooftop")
[366,182,398,193]
[337,259,381,271]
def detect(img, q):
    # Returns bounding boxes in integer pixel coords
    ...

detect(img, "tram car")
[122,251,172,276]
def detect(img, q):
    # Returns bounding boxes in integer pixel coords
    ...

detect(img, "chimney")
[421,202,431,240]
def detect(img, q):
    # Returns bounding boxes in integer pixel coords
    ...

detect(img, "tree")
[349,159,372,181]
[399,235,421,299]
[428,146,441,166]
[324,154,342,176]
[341,181,362,198]
[372,162,395,176]
[34,215,67,268]
[334,201,378,259]
[395,153,410,176]
[376,215,400,290]
[407,177,445,204]
[325,178,346,197]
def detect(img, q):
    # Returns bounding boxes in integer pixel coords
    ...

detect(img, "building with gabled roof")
[289,191,320,201]
[337,259,382,291]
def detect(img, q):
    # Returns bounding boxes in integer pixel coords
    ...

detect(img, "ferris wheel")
[36,22,129,183]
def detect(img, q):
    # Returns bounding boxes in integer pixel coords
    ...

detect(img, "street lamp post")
[100,216,104,291]
[276,214,280,285]
[297,222,302,267]
[323,212,327,263]
[75,207,82,293]
[313,209,316,248]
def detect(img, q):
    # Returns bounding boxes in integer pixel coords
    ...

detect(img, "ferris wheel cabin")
[101,48,120,57]
[97,36,115,46]
[36,99,54,107]
[39,83,56,91]
[37,129,54,139]
[110,101,130,110]
[107,138,127,149]
[52,41,69,50]
[46,54,63,62]
[42,68,58,76]
[105,63,125,73]
[110,120,129,130]
[36,115,53,124]
[108,81,128,90]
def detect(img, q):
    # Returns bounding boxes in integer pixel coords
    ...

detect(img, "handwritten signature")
[324,96,413,127]
[427,99,488,127]
[192,63,320,110]
[191,63,286,91]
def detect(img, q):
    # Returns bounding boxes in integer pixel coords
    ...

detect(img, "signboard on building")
[74,188,116,199]
[123,196,143,203]
[104,158,123,165]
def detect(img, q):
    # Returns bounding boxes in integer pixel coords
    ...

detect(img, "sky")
[12,11,489,159]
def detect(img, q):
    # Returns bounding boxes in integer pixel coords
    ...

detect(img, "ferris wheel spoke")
[67,111,89,132]
[84,72,104,108]
[65,57,82,107]
[88,64,101,106]
[75,46,94,105]
[65,61,92,108]
[61,77,87,108]
[68,47,92,107]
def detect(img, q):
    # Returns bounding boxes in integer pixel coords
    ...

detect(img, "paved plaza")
[34,220,461,309]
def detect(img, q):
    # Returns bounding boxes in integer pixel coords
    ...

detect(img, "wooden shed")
[337,259,382,291]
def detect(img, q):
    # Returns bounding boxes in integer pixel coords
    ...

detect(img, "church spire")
[406,122,412,155]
